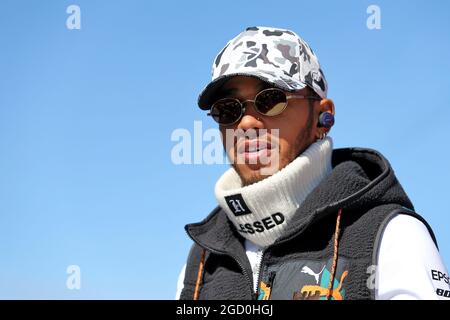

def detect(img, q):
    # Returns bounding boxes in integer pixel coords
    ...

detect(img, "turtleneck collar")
[214,137,333,247]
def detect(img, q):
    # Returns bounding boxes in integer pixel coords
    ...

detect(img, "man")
[176,26,449,300]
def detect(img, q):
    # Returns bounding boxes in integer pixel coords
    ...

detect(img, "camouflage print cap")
[197,26,328,110]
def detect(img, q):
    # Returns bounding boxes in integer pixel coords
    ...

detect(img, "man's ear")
[319,98,335,115]
[314,98,335,140]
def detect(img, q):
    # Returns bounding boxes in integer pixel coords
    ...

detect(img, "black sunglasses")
[207,88,320,125]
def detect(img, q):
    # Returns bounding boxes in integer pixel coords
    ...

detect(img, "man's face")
[217,76,320,186]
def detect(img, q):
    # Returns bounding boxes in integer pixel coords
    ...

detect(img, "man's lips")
[233,138,278,166]
[236,139,275,154]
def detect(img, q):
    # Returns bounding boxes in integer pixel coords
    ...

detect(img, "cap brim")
[197,72,297,110]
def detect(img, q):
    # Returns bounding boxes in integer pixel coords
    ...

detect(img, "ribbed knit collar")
[214,137,333,247]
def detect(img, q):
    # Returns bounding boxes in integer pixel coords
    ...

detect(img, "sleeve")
[376,214,450,300]
[175,264,187,300]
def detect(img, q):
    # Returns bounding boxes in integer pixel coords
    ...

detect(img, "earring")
[317,131,328,141]
[318,112,335,129]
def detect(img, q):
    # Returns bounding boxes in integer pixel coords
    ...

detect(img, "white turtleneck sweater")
[214,137,333,248]
[176,137,450,300]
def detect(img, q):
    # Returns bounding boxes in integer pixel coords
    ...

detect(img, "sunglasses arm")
[287,95,321,100]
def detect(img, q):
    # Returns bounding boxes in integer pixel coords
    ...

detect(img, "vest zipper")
[255,250,278,300]
[185,229,255,299]
[254,249,265,298]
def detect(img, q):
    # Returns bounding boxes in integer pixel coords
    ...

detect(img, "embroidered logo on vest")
[293,266,348,300]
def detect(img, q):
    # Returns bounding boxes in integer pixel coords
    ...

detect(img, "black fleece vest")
[180,148,437,300]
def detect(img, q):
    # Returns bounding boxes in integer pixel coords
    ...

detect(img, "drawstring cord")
[327,208,343,300]
[193,249,206,300]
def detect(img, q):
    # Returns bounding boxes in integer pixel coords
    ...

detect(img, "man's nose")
[236,100,264,130]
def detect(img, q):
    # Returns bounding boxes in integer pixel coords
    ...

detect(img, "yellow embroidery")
[258,281,272,300]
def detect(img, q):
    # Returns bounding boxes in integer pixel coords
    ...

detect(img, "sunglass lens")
[210,99,242,124]
[255,89,287,116]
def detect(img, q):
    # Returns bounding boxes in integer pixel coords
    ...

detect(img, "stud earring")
[318,112,335,129]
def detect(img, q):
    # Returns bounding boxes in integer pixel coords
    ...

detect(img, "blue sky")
[0,0,449,299]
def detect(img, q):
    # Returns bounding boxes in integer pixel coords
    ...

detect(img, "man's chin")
[233,163,279,186]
